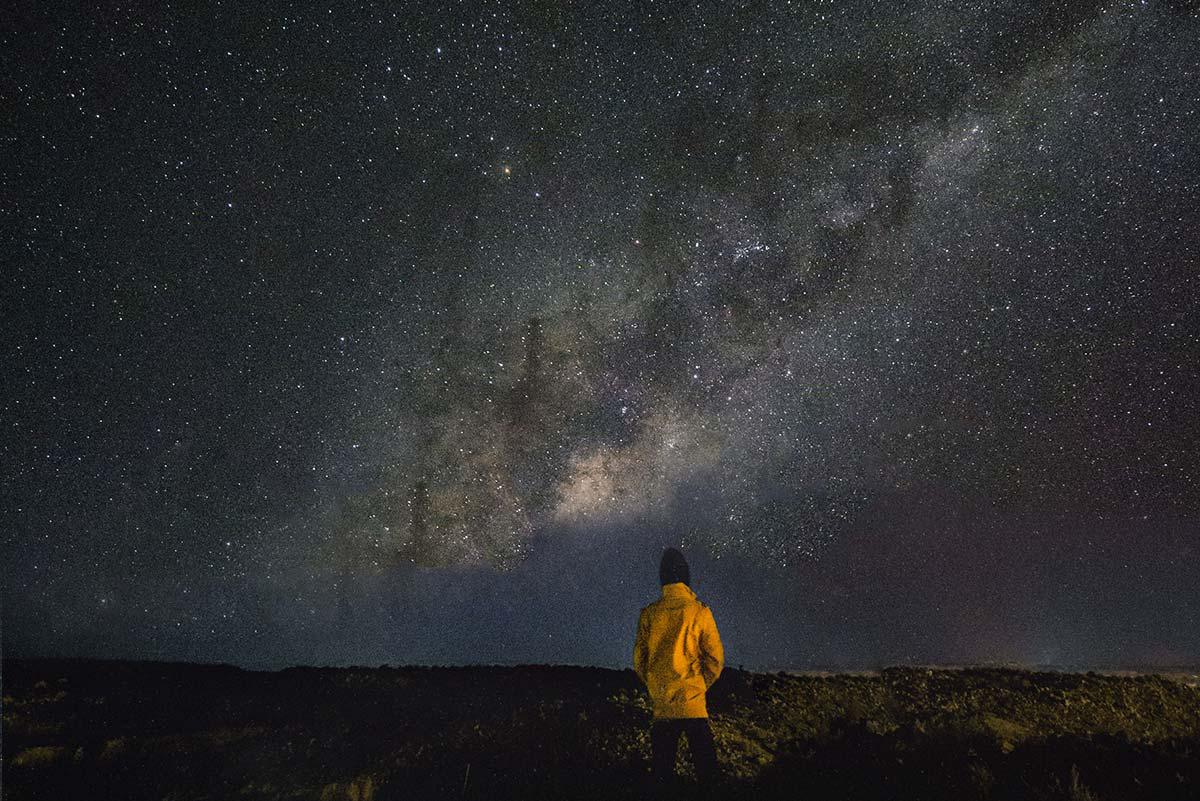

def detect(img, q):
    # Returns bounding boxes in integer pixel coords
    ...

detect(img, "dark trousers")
[651,717,719,783]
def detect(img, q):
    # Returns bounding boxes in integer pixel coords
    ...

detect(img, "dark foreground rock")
[3,659,1198,800]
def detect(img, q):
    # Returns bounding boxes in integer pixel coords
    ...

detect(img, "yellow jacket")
[633,582,724,719]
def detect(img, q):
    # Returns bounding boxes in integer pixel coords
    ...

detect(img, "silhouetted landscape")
[4,658,1198,800]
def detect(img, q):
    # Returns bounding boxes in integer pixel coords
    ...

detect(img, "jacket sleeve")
[699,605,724,689]
[633,609,649,686]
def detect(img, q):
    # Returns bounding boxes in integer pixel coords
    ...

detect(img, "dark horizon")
[6,654,1200,676]
[7,497,1196,671]
[5,1,1199,670]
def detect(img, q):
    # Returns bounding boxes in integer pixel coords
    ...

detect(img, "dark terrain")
[3,658,1198,800]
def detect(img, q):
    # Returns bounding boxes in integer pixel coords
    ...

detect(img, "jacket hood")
[660,582,696,605]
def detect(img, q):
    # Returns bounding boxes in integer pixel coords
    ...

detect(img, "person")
[633,547,725,787]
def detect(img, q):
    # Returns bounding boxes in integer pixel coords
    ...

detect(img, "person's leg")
[682,717,719,783]
[650,719,683,785]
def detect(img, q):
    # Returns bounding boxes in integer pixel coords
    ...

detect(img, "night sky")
[5,0,1199,671]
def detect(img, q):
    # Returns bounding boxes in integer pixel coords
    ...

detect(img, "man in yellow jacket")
[633,547,724,785]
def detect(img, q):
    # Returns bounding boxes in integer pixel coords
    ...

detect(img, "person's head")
[659,547,690,586]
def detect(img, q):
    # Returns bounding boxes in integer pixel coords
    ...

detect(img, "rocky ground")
[3,658,1199,800]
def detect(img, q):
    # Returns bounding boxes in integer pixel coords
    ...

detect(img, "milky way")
[6,0,1199,669]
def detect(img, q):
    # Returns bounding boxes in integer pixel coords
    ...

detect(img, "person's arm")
[633,609,649,685]
[699,605,724,689]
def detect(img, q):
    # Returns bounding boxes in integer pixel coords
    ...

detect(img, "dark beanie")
[659,547,690,586]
